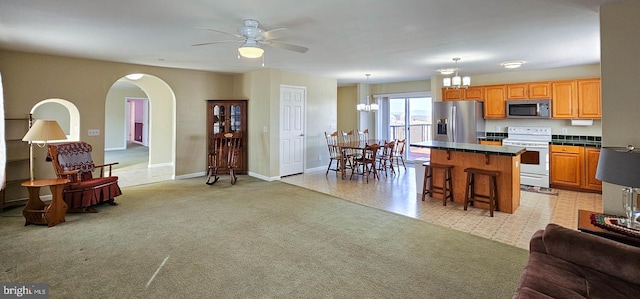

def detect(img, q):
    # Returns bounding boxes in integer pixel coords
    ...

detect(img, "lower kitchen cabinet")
[550,145,601,192]
[479,140,502,146]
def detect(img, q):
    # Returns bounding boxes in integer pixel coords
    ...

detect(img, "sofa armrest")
[529,229,546,254]
[542,223,640,284]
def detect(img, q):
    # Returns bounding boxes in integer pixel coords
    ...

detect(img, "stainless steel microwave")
[506,100,551,118]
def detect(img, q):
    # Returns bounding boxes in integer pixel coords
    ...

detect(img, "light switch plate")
[88,129,100,136]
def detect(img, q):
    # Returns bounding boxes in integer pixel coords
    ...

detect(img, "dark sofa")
[513,223,640,298]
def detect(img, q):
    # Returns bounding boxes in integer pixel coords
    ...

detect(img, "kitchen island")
[412,141,526,214]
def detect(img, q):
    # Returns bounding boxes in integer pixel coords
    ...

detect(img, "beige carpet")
[0,176,528,298]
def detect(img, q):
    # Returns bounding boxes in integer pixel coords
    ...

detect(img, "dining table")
[336,139,385,179]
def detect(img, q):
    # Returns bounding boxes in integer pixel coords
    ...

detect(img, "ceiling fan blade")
[196,27,244,39]
[191,40,238,47]
[267,41,309,53]
[262,28,293,40]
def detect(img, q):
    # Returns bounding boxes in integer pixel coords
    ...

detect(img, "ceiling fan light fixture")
[125,73,144,80]
[238,45,264,58]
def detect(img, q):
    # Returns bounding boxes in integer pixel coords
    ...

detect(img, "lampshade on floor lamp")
[596,146,640,228]
[21,120,67,181]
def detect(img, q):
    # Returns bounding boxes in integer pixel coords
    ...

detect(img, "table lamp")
[596,146,640,228]
[22,120,67,181]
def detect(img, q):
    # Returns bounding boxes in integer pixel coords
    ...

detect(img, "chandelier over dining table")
[440,57,471,89]
[356,74,379,112]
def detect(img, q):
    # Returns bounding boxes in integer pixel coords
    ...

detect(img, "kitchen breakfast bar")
[412,141,526,214]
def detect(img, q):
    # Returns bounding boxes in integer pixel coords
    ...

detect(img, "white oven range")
[501,127,552,188]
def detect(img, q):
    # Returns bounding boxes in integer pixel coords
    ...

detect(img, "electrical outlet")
[88,129,100,136]
[318,155,322,161]
[561,128,568,134]
[495,126,502,132]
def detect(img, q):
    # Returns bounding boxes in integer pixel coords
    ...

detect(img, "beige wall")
[234,68,337,179]
[337,86,357,132]
[600,0,640,214]
[0,50,234,180]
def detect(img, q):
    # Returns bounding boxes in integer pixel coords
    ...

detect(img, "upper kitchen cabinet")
[507,82,551,100]
[577,79,601,119]
[442,86,483,101]
[464,87,484,100]
[507,84,527,99]
[484,85,506,118]
[528,82,551,99]
[551,80,578,118]
[551,79,601,119]
[443,88,465,101]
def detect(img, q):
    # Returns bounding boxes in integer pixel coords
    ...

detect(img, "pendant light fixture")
[441,57,470,89]
[356,74,379,112]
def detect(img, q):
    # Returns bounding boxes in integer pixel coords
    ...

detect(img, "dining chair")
[324,131,349,176]
[377,140,396,176]
[350,143,381,183]
[341,129,359,160]
[391,138,407,170]
[358,129,369,142]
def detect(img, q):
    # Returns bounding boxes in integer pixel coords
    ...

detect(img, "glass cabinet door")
[230,104,242,132]
[213,105,226,133]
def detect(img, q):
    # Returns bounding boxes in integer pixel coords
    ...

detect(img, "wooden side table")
[577,209,640,247]
[21,178,69,227]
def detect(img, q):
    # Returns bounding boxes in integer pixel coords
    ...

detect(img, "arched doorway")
[104,74,176,187]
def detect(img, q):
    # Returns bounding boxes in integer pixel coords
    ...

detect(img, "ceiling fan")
[193,19,309,58]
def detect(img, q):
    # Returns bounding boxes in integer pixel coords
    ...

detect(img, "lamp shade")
[22,120,67,143]
[596,146,640,188]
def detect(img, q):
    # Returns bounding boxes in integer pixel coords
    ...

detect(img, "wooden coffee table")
[577,209,640,247]
[21,178,69,227]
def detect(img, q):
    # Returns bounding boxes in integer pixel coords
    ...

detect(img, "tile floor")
[281,164,603,250]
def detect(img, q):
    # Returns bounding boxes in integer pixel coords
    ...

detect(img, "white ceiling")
[0,0,618,86]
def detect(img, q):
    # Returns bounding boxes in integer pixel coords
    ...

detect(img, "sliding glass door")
[388,96,432,161]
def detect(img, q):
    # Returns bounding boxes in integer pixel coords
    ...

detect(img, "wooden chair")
[341,129,359,162]
[47,141,121,212]
[358,129,369,141]
[324,131,349,176]
[390,138,407,170]
[206,132,243,185]
[350,143,381,183]
[377,140,396,176]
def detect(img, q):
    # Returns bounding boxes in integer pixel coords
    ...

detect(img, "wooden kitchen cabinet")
[464,87,484,100]
[550,145,601,192]
[577,79,601,119]
[483,85,506,118]
[550,145,583,188]
[479,140,502,146]
[552,79,601,119]
[551,80,578,119]
[507,84,527,99]
[528,82,551,98]
[442,88,465,101]
[206,100,248,174]
[583,147,602,191]
[442,86,483,101]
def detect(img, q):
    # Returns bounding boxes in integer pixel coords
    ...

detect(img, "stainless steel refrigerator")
[432,100,485,143]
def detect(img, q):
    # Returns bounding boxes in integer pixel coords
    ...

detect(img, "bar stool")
[421,162,454,205]
[463,168,500,217]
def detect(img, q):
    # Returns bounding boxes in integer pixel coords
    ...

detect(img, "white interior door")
[280,85,305,176]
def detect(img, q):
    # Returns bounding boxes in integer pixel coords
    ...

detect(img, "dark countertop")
[412,141,526,156]
[550,139,601,147]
